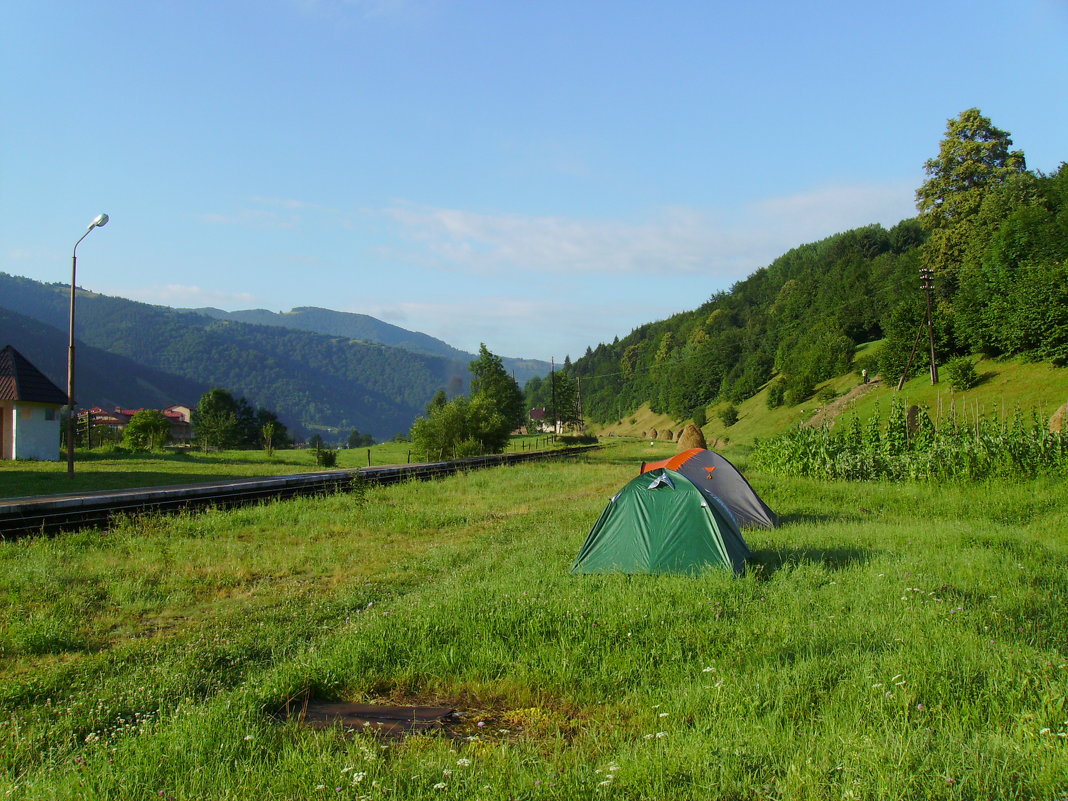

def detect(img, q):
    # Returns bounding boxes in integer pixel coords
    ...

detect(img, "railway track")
[0,445,599,539]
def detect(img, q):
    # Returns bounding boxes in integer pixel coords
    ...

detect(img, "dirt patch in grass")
[803,379,880,429]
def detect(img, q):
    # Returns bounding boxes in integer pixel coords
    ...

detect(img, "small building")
[0,345,67,461]
[163,404,194,443]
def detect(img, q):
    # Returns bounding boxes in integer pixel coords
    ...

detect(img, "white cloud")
[382,181,916,280]
[361,296,678,360]
[99,284,261,309]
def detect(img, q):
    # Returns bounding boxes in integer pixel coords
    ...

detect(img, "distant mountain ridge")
[181,306,551,385]
[0,273,492,439]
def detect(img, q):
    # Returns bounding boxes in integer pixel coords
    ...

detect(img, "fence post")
[367,448,371,467]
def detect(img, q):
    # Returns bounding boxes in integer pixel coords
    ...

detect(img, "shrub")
[558,434,598,445]
[717,404,739,427]
[315,448,338,468]
[944,356,980,391]
[691,407,707,428]
[815,385,839,404]
[784,374,816,406]
[766,378,787,409]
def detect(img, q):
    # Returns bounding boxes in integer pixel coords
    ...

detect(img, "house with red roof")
[0,345,67,461]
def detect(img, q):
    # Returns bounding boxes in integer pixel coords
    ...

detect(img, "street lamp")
[67,213,109,478]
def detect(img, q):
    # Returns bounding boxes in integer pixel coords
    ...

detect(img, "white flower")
[352,772,366,783]
[243,734,253,741]
[433,782,447,790]
[658,712,669,718]
[456,758,471,767]
[702,666,715,673]
[599,779,613,786]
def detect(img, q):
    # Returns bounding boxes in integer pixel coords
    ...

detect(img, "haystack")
[1051,402,1068,433]
[677,423,707,450]
[648,429,658,440]
[660,429,674,441]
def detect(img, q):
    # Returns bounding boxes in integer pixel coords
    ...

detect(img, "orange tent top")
[640,448,704,474]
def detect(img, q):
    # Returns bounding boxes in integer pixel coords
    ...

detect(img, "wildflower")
[244,734,253,741]
[352,772,366,783]
[433,782,447,790]
[599,779,613,786]
[655,731,668,738]
[702,666,715,673]
[658,712,669,718]
[457,758,471,767]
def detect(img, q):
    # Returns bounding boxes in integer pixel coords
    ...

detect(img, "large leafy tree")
[915,108,1027,279]
[468,344,525,434]
[916,108,1027,228]
[122,409,172,451]
[192,388,239,449]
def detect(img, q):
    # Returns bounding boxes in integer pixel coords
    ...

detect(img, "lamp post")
[67,213,109,478]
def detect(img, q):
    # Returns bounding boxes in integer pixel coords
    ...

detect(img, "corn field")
[750,397,1068,481]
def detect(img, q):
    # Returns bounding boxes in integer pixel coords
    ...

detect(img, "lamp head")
[89,213,109,229]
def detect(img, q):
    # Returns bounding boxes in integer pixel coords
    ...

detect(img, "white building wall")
[12,402,61,461]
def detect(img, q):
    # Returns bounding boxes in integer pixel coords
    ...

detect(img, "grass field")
[1,440,1065,800]
[0,435,561,500]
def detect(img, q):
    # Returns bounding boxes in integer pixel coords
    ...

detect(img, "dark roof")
[0,346,68,405]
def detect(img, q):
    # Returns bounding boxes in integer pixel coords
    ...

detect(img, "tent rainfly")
[641,448,778,529]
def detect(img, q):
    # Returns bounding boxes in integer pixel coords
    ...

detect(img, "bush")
[784,374,816,406]
[766,378,787,409]
[558,434,598,445]
[691,407,707,428]
[315,448,338,468]
[944,356,980,391]
[717,404,739,427]
[815,385,839,404]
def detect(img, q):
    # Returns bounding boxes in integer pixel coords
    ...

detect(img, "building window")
[44,408,56,421]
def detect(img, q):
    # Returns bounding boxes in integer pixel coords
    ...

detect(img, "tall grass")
[1,444,1066,799]
[752,398,1068,481]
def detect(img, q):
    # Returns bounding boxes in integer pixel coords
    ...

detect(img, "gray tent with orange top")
[641,448,778,529]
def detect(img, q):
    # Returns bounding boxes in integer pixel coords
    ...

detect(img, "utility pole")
[920,266,939,384]
[550,357,556,435]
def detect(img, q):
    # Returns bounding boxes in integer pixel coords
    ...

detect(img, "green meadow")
[0,435,558,500]
[1,441,1066,800]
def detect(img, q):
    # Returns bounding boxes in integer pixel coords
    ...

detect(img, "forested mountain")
[0,306,209,410]
[0,273,469,439]
[550,112,1067,425]
[183,305,550,384]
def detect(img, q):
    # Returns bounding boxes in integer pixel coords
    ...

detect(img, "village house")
[0,345,67,461]
[84,403,194,444]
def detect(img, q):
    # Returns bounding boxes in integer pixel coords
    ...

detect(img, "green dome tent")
[571,468,751,575]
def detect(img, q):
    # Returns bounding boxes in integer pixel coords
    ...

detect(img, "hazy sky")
[3,1,1066,361]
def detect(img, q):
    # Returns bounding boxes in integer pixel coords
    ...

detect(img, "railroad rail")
[0,445,599,539]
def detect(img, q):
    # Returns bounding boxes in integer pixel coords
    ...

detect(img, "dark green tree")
[122,409,172,451]
[193,388,239,450]
[468,344,525,435]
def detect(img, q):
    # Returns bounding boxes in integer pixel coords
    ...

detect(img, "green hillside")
[559,119,1066,440]
[184,305,551,384]
[0,273,464,439]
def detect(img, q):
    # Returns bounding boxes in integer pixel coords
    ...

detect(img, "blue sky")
[3,1,1066,362]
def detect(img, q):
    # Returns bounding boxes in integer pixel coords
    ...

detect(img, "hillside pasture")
[1,442,1065,799]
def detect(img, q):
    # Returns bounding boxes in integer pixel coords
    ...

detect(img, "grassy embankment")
[594,350,1068,453]
[0,434,560,500]
[1,440,1066,799]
